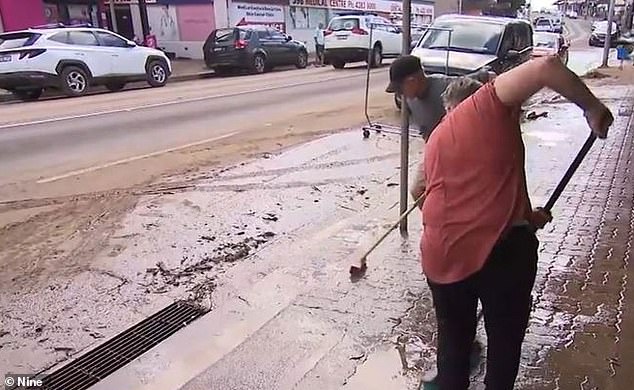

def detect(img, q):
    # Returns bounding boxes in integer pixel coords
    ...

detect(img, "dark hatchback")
[203,25,309,75]
[410,15,533,76]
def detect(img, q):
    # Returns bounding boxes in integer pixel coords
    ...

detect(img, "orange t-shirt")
[421,82,532,284]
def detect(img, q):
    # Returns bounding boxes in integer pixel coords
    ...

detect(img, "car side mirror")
[285,35,293,41]
[506,49,520,60]
[126,40,136,47]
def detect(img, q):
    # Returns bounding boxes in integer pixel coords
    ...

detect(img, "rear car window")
[537,19,551,26]
[329,18,360,31]
[214,29,236,43]
[0,32,41,49]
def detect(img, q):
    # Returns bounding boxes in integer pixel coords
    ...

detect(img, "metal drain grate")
[28,300,207,390]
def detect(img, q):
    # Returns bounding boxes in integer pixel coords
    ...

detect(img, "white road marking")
[36,132,239,184]
[0,70,384,130]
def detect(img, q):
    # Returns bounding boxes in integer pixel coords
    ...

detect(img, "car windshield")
[329,18,360,31]
[0,32,41,49]
[418,20,504,55]
[533,33,557,48]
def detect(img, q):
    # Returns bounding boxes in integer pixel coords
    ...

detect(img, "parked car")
[410,27,426,52]
[324,13,402,69]
[411,15,533,76]
[203,25,308,75]
[532,31,569,65]
[0,25,171,101]
[589,21,619,47]
[534,17,555,32]
[550,16,564,33]
[400,15,532,109]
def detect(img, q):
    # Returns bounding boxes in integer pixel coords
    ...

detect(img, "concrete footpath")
[72,80,634,390]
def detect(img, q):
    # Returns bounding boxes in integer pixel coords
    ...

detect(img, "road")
[0,18,600,208]
[0,65,395,207]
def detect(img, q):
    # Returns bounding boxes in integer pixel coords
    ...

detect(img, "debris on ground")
[262,213,279,222]
[144,231,277,303]
[525,111,549,121]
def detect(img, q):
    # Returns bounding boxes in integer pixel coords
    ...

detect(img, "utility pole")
[108,0,118,32]
[139,0,151,41]
[458,0,463,14]
[601,0,616,67]
[399,0,412,235]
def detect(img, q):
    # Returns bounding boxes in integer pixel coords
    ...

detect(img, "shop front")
[102,0,216,59]
[285,0,434,52]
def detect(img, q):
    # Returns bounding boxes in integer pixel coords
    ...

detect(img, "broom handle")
[543,133,596,212]
[360,193,425,259]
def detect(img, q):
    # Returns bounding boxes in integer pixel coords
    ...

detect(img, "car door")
[268,28,295,65]
[66,30,113,77]
[257,29,280,65]
[379,17,402,55]
[94,30,144,76]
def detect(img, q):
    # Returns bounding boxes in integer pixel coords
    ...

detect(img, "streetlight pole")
[601,0,616,67]
[399,0,411,235]
[459,0,463,14]
[108,0,118,32]
[139,0,151,41]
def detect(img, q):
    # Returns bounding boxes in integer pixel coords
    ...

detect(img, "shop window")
[288,7,327,30]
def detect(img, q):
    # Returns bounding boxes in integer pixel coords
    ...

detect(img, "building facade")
[0,0,435,59]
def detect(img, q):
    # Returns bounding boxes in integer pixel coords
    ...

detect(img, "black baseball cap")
[386,55,424,93]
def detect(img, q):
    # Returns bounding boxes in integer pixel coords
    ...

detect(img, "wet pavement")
[2,62,634,389]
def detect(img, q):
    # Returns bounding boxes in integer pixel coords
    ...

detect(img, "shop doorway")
[106,5,135,40]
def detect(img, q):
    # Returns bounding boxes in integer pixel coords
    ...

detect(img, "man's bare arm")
[411,162,426,207]
[494,55,613,138]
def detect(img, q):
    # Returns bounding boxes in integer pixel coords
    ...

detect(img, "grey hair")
[441,77,483,110]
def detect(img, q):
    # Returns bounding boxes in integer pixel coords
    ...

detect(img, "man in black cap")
[386,55,491,140]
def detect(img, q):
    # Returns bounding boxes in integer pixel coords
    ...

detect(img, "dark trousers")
[315,44,325,63]
[427,226,539,390]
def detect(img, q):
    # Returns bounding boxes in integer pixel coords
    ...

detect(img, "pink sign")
[0,0,46,31]
[176,4,215,42]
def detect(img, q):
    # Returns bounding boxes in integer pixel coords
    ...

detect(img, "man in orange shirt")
[392,55,613,389]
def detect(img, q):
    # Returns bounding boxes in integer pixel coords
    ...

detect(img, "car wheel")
[332,60,345,69]
[13,88,43,102]
[369,44,383,68]
[296,50,308,69]
[147,60,168,87]
[251,54,266,74]
[61,66,89,97]
[105,82,126,92]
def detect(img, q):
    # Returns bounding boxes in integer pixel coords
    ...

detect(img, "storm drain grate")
[28,300,207,390]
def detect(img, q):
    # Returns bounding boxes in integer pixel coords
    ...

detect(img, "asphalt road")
[0,18,597,204]
[0,65,391,195]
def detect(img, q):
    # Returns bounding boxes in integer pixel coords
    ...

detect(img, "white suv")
[324,14,402,69]
[0,26,172,101]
